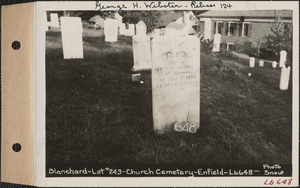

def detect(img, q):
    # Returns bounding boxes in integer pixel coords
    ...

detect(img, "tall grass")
[46,30,292,167]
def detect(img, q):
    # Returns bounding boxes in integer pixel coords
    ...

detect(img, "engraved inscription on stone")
[151,35,200,133]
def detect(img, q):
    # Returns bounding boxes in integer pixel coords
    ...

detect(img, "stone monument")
[60,17,84,59]
[132,21,151,71]
[151,34,200,134]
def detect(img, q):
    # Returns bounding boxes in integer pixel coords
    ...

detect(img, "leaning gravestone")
[151,34,200,134]
[279,66,291,90]
[132,21,151,71]
[279,50,287,67]
[60,17,83,59]
[212,34,221,52]
[104,18,119,42]
[50,13,59,28]
[249,57,255,67]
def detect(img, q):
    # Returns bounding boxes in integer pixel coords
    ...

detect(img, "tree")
[262,10,293,64]
[119,11,163,33]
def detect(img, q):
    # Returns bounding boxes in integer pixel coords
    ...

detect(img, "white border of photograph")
[34,1,299,187]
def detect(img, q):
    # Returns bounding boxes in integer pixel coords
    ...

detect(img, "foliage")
[262,10,293,62]
[69,11,115,20]
[235,41,261,59]
[119,11,162,33]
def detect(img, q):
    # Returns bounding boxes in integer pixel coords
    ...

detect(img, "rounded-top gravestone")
[136,21,147,36]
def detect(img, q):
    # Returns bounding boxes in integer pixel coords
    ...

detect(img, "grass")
[46,28,292,167]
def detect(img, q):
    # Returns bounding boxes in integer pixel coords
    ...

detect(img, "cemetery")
[46,11,292,168]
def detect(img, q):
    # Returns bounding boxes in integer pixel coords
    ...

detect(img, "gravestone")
[259,60,264,67]
[50,13,59,28]
[151,35,200,134]
[279,50,287,67]
[132,21,151,71]
[164,28,177,36]
[249,57,255,67]
[119,23,126,35]
[125,24,135,36]
[60,17,83,59]
[279,66,291,90]
[212,34,221,52]
[104,18,119,42]
[153,29,161,37]
[272,61,277,68]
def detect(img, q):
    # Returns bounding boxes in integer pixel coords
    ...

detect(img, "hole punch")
[12,41,21,50]
[12,143,22,152]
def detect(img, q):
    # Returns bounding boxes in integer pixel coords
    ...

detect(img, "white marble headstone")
[272,61,277,68]
[50,13,59,28]
[125,24,135,36]
[132,21,151,71]
[60,17,83,59]
[259,60,264,67]
[279,50,287,67]
[279,66,291,90]
[104,18,119,42]
[212,34,221,52]
[153,29,161,37]
[119,23,126,35]
[249,57,255,67]
[151,35,200,134]
[136,21,147,36]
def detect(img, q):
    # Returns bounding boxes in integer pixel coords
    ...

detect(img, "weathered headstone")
[249,57,255,67]
[272,61,277,68]
[104,18,119,42]
[279,50,287,67]
[151,35,200,134]
[60,17,83,59]
[119,23,126,35]
[50,13,59,28]
[125,24,135,36]
[212,34,221,52]
[259,60,264,67]
[132,21,151,71]
[279,66,291,90]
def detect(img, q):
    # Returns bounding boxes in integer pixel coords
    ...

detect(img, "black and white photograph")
[45,7,294,178]
[0,1,298,187]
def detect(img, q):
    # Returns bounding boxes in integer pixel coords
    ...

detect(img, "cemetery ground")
[46,26,292,167]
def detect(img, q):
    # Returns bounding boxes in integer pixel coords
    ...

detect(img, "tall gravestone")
[104,18,119,42]
[50,13,59,28]
[279,50,287,67]
[60,17,83,59]
[132,21,151,71]
[125,24,135,36]
[151,34,200,134]
[249,57,255,67]
[279,66,291,90]
[212,34,221,52]
[119,23,126,35]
